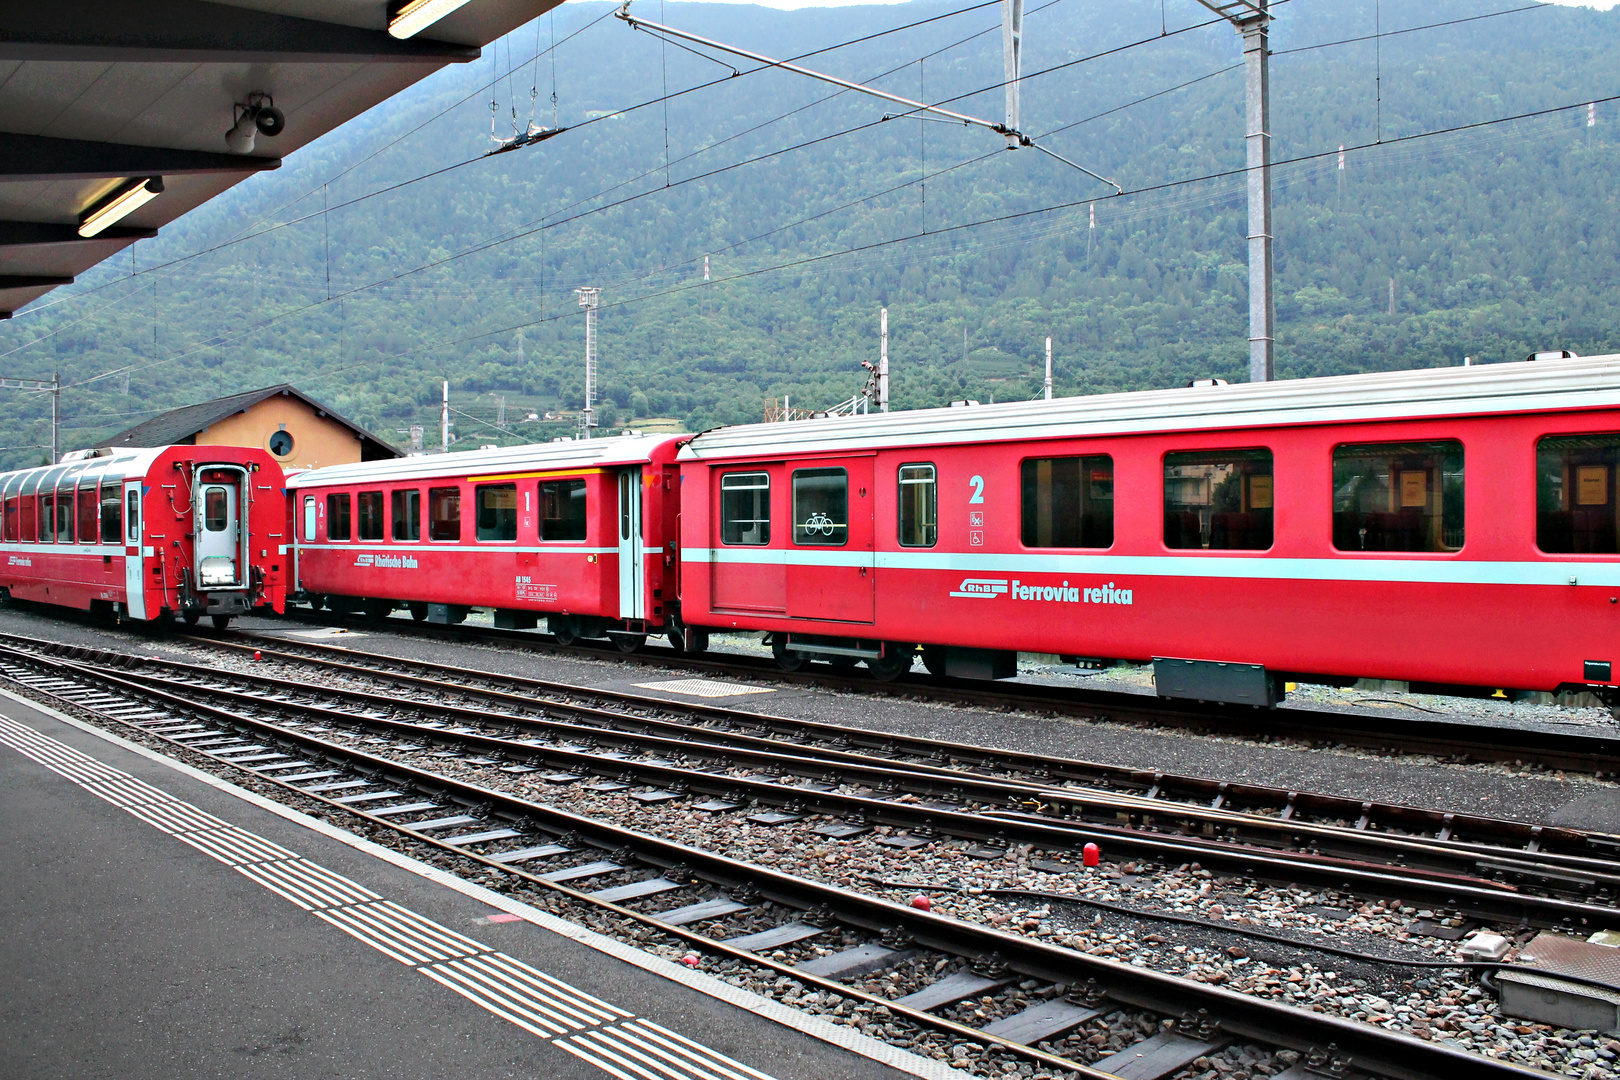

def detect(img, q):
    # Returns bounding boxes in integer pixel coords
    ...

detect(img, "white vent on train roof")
[1187,378,1229,388]
[948,399,981,408]
[1527,350,1579,362]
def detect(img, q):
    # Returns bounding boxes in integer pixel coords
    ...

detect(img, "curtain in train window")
[429,486,461,541]
[77,485,100,542]
[792,469,847,546]
[897,464,937,548]
[326,493,351,541]
[1022,456,1114,548]
[539,479,587,541]
[356,491,385,541]
[100,483,122,543]
[1164,449,1273,550]
[1332,441,1463,552]
[392,489,421,541]
[476,483,517,541]
[720,472,770,545]
[1537,433,1620,554]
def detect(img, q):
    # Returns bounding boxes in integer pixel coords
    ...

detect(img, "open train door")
[616,467,645,621]
[122,481,146,619]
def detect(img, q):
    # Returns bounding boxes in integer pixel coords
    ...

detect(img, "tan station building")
[102,384,400,470]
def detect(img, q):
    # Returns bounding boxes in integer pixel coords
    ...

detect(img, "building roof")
[678,354,1620,460]
[101,383,400,458]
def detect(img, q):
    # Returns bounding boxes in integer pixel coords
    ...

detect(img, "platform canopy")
[0,0,562,318]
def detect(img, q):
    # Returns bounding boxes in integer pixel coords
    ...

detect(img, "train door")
[786,456,874,623]
[194,468,244,588]
[616,467,645,620]
[123,481,146,619]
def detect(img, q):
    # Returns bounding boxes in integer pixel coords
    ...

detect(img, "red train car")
[0,445,287,626]
[676,355,1620,705]
[288,435,688,649]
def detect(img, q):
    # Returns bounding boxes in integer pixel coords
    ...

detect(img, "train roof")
[286,433,690,488]
[677,354,1620,459]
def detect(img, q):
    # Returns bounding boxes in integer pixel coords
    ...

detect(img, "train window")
[203,488,228,532]
[1164,449,1273,550]
[898,465,937,548]
[20,472,40,543]
[3,497,14,543]
[301,495,316,542]
[54,491,72,543]
[1022,456,1114,548]
[429,486,461,541]
[720,472,770,545]
[1537,433,1620,554]
[356,491,385,541]
[793,469,847,546]
[100,484,121,544]
[540,479,587,541]
[392,489,421,541]
[1332,441,1463,553]
[127,490,140,544]
[476,484,517,542]
[37,495,52,544]
[78,486,100,542]
[327,493,351,541]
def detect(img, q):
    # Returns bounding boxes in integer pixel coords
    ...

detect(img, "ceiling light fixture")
[388,0,473,39]
[224,92,285,154]
[78,177,164,238]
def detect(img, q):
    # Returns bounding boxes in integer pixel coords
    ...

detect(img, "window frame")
[1535,431,1620,556]
[1162,447,1275,552]
[100,482,122,544]
[791,467,848,547]
[1330,439,1464,555]
[356,490,385,541]
[126,489,141,544]
[1020,454,1116,550]
[538,477,588,542]
[475,482,518,543]
[719,471,771,546]
[897,463,938,548]
[326,492,352,542]
[391,488,421,542]
[301,494,317,542]
[428,486,461,542]
[203,486,229,533]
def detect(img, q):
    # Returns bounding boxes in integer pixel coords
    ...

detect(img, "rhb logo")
[949,577,1008,598]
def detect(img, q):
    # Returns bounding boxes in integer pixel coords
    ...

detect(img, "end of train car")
[287,435,689,650]
[0,445,287,627]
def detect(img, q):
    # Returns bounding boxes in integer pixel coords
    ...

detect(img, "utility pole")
[575,286,601,439]
[1044,337,1053,400]
[1002,0,1023,150]
[0,370,60,463]
[1194,0,1273,382]
[878,308,890,413]
[441,380,449,452]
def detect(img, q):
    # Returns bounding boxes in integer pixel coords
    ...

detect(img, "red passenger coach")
[677,356,1620,706]
[0,445,286,626]
[289,435,688,649]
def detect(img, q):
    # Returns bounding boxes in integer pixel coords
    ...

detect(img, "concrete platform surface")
[0,690,948,1080]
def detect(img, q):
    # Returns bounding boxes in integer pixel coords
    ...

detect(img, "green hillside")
[1,0,1617,465]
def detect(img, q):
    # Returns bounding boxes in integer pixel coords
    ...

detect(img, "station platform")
[0,688,951,1080]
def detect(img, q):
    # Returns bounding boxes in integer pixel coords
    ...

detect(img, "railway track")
[0,641,1560,1080]
[263,606,1620,776]
[11,627,1620,931]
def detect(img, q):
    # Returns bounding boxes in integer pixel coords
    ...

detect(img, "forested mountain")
[2,0,1617,463]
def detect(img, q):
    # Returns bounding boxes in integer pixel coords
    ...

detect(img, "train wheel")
[307,594,326,611]
[666,617,710,654]
[827,656,859,674]
[211,615,232,631]
[362,598,392,623]
[771,635,806,673]
[865,643,915,682]
[181,609,201,627]
[409,602,428,622]
[551,616,579,646]
[610,632,646,654]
